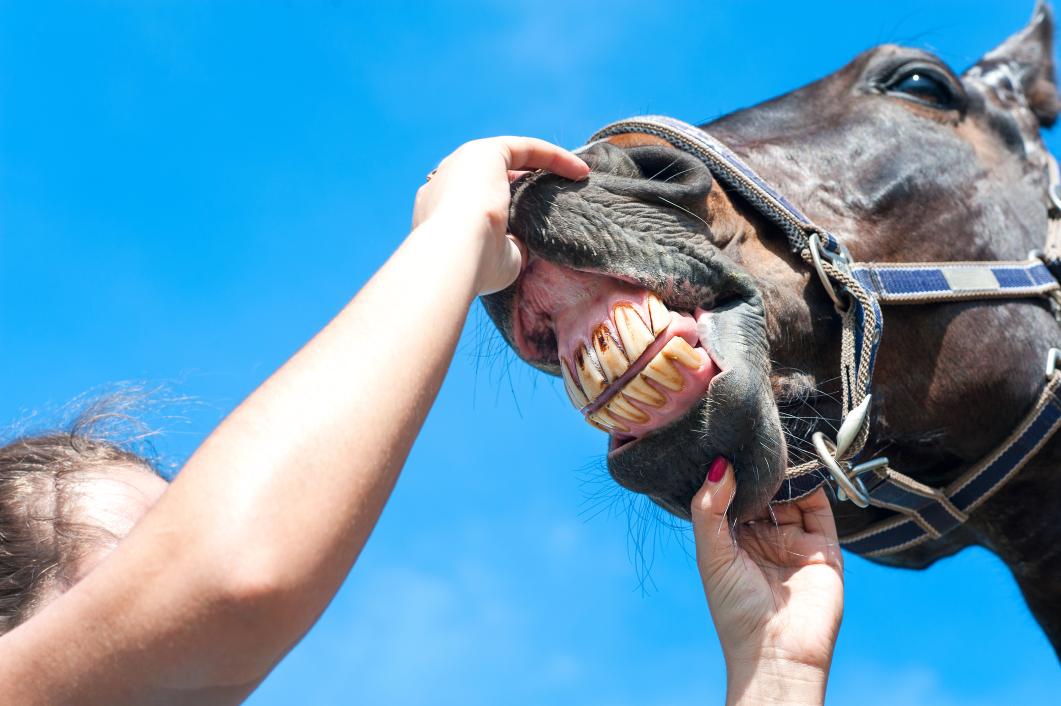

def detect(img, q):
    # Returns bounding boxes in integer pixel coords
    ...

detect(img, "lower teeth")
[584,336,704,432]
[557,293,706,435]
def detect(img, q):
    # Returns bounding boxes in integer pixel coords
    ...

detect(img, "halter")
[587,115,1061,558]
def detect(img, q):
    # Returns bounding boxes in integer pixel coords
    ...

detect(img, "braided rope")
[783,249,882,479]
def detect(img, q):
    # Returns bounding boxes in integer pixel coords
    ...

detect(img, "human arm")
[691,459,844,706]
[0,138,588,705]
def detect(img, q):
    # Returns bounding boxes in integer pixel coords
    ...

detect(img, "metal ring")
[1045,348,1061,379]
[808,233,851,313]
[812,432,870,507]
[850,457,890,476]
[1045,154,1061,212]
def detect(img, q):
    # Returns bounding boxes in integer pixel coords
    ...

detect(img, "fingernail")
[707,456,728,483]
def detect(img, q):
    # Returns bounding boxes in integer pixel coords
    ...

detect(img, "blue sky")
[2,1,1059,703]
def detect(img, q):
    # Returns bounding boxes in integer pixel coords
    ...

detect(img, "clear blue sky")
[2,1,1058,703]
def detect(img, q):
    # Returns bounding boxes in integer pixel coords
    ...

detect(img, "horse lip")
[510,259,722,367]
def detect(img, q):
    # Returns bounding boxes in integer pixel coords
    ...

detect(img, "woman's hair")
[0,393,167,635]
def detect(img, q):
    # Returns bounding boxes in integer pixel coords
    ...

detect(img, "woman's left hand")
[692,460,844,706]
[412,137,589,294]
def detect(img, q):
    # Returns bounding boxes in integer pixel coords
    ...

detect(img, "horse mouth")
[487,141,786,520]
[512,258,721,452]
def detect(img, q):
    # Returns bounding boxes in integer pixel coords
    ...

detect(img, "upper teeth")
[561,294,705,433]
[647,295,670,335]
[592,325,628,382]
[574,345,608,401]
[614,304,655,361]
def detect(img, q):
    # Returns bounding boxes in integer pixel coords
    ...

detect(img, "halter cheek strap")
[588,115,1061,557]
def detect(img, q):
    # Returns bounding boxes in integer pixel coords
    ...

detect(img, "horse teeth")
[613,304,655,361]
[661,336,703,369]
[592,325,629,382]
[647,294,670,335]
[586,416,613,433]
[561,360,589,408]
[607,395,649,423]
[574,345,608,401]
[589,408,629,433]
[621,377,666,407]
[642,350,684,391]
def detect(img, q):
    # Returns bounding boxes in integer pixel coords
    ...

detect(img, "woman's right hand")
[411,136,589,295]
[691,458,844,706]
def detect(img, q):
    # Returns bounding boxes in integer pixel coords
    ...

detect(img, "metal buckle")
[812,433,872,507]
[1046,348,1061,380]
[810,395,878,508]
[808,232,853,313]
[1047,154,1061,214]
[1050,184,1061,214]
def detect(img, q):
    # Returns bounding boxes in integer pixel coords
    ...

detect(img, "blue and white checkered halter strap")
[587,115,1061,558]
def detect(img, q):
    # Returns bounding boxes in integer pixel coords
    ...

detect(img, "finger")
[763,500,803,526]
[508,170,530,183]
[796,488,840,544]
[493,137,591,181]
[691,457,738,578]
[478,235,525,295]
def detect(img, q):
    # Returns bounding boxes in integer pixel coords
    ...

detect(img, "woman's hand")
[412,137,589,295]
[692,459,844,706]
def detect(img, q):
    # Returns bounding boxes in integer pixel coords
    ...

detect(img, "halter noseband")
[587,115,1061,558]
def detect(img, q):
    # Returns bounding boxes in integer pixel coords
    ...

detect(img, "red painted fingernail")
[707,456,728,483]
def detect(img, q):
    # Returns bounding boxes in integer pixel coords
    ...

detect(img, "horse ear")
[970,1,1061,126]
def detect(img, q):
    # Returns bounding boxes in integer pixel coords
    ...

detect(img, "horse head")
[483,4,1061,648]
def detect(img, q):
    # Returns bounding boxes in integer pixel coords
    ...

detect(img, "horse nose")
[577,141,714,210]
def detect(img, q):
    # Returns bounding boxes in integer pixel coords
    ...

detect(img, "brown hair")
[0,395,167,634]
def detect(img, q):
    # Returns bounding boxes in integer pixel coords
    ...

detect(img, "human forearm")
[34,219,486,696]
[168,218,482,618]
[0,138,588,704]
[0,218,487,703]
[146,137,588,629]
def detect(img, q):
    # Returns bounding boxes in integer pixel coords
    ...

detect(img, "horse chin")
[506,255,786,521]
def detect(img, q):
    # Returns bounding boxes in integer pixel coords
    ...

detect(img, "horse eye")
[886,69,957,109]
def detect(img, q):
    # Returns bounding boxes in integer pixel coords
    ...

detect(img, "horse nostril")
[630,146,714,191]
[578,143,714,211]
[506,140,717,270]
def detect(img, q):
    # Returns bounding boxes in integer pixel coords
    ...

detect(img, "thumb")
[478,235,526,295]
[691,457,739,581]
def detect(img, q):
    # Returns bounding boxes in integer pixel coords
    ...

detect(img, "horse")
[482,3,1061,652]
